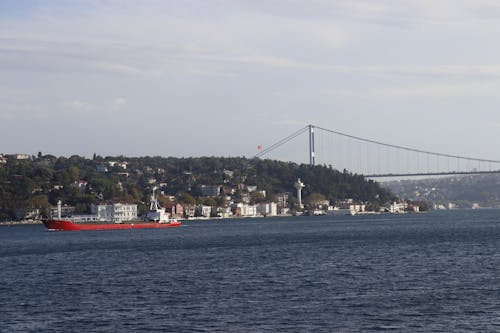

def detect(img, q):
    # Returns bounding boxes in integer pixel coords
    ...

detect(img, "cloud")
[0,1,350,77]
[87,61,161,76]
[111,97,127,110]
[228,0,500,27]
[0,90,50,120]
[322,81,500,100]
[316,0,500,23]
[65,97,128,114]
[4,1,500,80]
[66,99,92,112]
[336,65,500,79]
[0,35,167,76]
[191,53,500,79]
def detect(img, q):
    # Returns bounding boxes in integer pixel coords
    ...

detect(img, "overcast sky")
[2,1,500,165]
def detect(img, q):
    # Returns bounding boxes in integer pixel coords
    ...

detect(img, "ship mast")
[150,187,161,211]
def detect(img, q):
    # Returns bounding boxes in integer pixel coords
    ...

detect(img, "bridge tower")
[309,124,315,166]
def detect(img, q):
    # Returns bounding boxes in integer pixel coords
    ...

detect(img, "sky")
[3,1,500,165]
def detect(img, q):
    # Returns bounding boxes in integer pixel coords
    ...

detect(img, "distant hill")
[382,174,500,208]
[0,155,396,220]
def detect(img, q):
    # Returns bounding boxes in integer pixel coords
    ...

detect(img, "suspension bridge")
[254,125,500,178]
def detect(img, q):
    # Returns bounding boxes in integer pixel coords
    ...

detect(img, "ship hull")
[43,219,181,231]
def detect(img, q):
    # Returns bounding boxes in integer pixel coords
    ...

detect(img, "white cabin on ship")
[146,187,171,223]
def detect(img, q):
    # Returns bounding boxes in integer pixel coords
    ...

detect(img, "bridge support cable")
[254,126,309,159]
[313,125,500,165]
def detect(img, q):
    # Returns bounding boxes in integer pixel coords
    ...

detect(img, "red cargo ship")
[42,218,181,231]
[43,188,181,231]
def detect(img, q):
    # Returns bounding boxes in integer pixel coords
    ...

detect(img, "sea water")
[1,210,499,332]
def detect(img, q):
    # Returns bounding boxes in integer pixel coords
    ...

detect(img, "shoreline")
[0,220,43,226]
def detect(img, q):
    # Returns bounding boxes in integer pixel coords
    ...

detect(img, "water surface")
[1,211,500,332]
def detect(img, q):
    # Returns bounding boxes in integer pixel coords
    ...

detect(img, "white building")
[241,204,257,217]
[389,202,407,213]
[196,205,212,217]
[50,204,75,218]
[108,161,128,169]
[217,206,233,218]
[91,203,138,223]
[277,193,289,208]
[257,202,278,216]
[349,204,366,215]
[232,203,258,217]
[8,153,30,160]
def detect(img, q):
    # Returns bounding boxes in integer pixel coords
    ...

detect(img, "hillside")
[0,154,396,220]
[382,174,500,208]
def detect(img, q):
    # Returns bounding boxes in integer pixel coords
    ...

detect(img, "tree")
[203,197,217,207]
[250,191,265,204]
[305,192,326,209]
[178,192,196,206]
[68,166,80,182]
[288,196,299,210]
[27,194,50,218]
[215,196,227,207]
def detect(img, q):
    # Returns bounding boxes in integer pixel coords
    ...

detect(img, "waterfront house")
[257,202,278,216]
[91,203,138,223]
[196,205,212,217]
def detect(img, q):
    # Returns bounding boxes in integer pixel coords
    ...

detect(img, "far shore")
[0,220,43,226]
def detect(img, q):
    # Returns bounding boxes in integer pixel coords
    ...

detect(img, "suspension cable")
[254,126,309,158]
[314,125,500,164]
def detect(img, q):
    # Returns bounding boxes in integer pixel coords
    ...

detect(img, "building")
[91,203,138,223]
[241,204,257,217]
[108,161,128,170]
[201,185,221,197]
[196,205,212,217]
[349,204,366,214]
[96,165,108,173]
[257,202,278,216]
[389,202,407,213]
[217,206,233,218]
[232,203,258,217]
[15,208,41,220]
[50,204,75,218]
[165,202,184,218]
[8,154,30,160]
[277,193,289,208]
[184,205,196,217]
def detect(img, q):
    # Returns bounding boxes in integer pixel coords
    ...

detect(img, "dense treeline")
[0,154,396,220]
